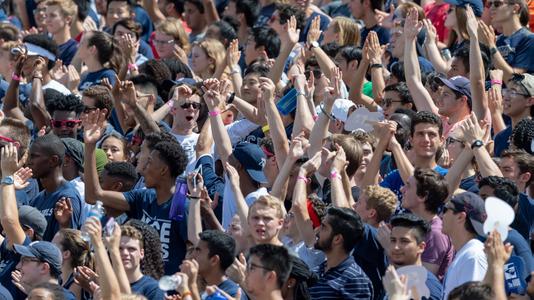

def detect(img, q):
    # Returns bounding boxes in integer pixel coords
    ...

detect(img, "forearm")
[14,0,31,29]
[491,111,506,135]
[265,101,289,169]
[307,107,331,157]
[423,42,450,74]
[108,250,131,294]
[473,147,503,178]
[229,72,242,98]
[232,97,264,125]
[202,0,220,24]
[230,182,249,233]
[200,208,224,231]
[292,93,315,139]
[150,101,172,123]
[269,44,295,85]
[0,183,26,247]
[361,141,387,188]
[492,52,519,83]
[469,36,488,120]
[270,156,297,200]
[483,265,507,300]
[84,143,104,204]
[209,114,233,163]
[445,148,473,193]
[390,140,414,184]
[187,200,202,245]
[330,170,349,208]
[112,99,130,133]
[29,78,50,129]
[133,103,160,134]
[94,242,121,300]
[406,40,439,114]
[142,0,166,25]
[370,65,385,102]
[292,173,316,246]
[195,118,213,157]
[341,169,355,208]
[311,47,336,79]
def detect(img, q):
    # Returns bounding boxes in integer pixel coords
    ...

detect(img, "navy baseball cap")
[444,0,484,17]
[18,206,47,237]
[14,241,63,274]
[437,76,472,105]
[232,142,268,184]
[450,192,487,237]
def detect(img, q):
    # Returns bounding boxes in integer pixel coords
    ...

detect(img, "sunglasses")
[305,69,323,79]
[442,203,458,214]
[486,0,508,8]
[51,119,81,128]
[0,135,20,148]
[84,106,98,114]
[180,102,201,110]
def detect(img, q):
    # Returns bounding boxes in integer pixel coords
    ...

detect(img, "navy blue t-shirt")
[78,69,117,92]
[494,126,512,157]
[459,175,479,194]
[29,181,83,241]
[139,39,155,60]
[131,275,165,299]
[505,229,534,274]
[123,188,188,275]
[424,270,443,300]
[511,193,534,242]
[217,279,239,297]
[300,12,330,43]
[134,5,154,42]
[255,3,276,28]
[0,283,13,300]
[361,25,390,45]
[58,39,78,66]
[0,237,30,300]
[496,27,534,73]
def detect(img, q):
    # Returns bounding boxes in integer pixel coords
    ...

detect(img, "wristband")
[491,79,503,85]
[32,76,43,81]
[330,170,341,180]
[11,73,21,81]
[297,176,310,184]
[226,92,236,104]
[490,47,498,56]
[296,90,306,97]
[370,63,383,69]
[128,63,138,71]
[312,114,319,121]
[166,100,174,108]
[209,109,220,117]
[261,124,270,134]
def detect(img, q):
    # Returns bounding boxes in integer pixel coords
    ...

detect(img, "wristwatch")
[471,140,484,149]
[308,41,319,50]
[490,47,498,56]
[1,176,14,185]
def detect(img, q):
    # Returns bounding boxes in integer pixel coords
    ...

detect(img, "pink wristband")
[11,73,21,81]
[166,100,174,108]
[491,79,503,85]
[312,115,319,121]
[128,63,138,71]
[209,110,220,117]
[330,170,340,180]
[297,176,310,183]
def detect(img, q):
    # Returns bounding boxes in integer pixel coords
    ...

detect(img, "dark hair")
[244,61,270,78]
[167,0,185,14]
[390,61,406,83]
[390,213,430,244]
[199,230,236,271]
[326,207,365,253]
[321,42,341,58]
[413,168,449,214]
[0,117,31,159]
[338,46,362,64]
[384,82,414,108]
[106,0,134,10]
[478,176,520,208]
[366,0,384,12]
[72,0,89,21]
[0,23,19,41]
[235,0,260,28]
[410,111,443,137]
[82,85,114,118]
[58,229,93,270]
[31,134,65,165]
[248,244,292,289]
[275,4,306,31]
[144,131,177,149]
[221,15,240,33]
[151,141,188,178]
[46,93,85,116]
[22,34,58,70]
[251,26,281,59]
[31,282,66,300]
[210,20,238,46]
[112,18,142,40]
[161,58,194,80]
[288,256,316,300]
[125,219,165,279]
[451,43,491,79]
[501,149,534,186]
[511,118,534,155]
[448,281,494,300]
[139,59,172,97]
[130,74,159,96]
[184,0,204,13]
[103,161,138,190]
[86,31,123,73]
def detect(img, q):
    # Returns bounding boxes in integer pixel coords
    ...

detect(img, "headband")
[25,42,56,61]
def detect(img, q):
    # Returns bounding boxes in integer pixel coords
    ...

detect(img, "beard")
[314,233,334,252]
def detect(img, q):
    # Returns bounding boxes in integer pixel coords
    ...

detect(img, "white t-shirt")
[172,132,199,174]
[222,176,269,229]
[443,239,488,299]
[43,80,71,95]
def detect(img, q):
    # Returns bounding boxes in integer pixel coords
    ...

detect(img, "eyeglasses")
[383,98,402,107]
[20,256,42,265]
[0,135,21,149]
[84,106,98,114]
[502,88,530,98]
[153,39,175,45]
[51,119,82,128]
[180,102,201,110]
[486,0,508,8]
[442,204,458,214]
[33,7,46,14]
[305,69,323,79]
[446,136,463,146]
[246,262,272,273]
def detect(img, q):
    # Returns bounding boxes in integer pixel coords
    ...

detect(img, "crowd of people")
[0,0,532,299]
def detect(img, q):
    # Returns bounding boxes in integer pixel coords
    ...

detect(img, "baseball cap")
[232,142,268,184]
[14,241,62,275]
[18,206,47,237]
[511,73,534,97]
[444,0,484,17]
[331,99,356,123]
[437,75,472,103]
[62,138,85,171]
[449,192,487,237]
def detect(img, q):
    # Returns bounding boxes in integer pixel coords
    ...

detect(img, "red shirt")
[425,2,450,43]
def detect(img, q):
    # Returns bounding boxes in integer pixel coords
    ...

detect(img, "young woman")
[190,38,226,80]
[321,16,360,46]
[153,17,190,60]
[100,133,130,162]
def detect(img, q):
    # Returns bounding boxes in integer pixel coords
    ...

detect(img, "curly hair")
[275,3,305,31]
[511,118,534,155]
[363,185,397,223]
[410,111,443,137]
[413,168,449,214]
[45,92,85,116]
[57,229,94,270]
[151,141,188,178]
[125,219,165,279]
[82,85,114,118]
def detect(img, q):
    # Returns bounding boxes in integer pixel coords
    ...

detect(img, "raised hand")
[121,80,138,108]
[478,20,496,48]
[324,67,342,106]
[465,5,478,38]
[282,15,300,46]
[13,53,27,77]
[224,162,240,187]
[332,143,348,172]
[119,33,137,62]
[259,77,276,102]
[74,266,100,293]
[382,265,410,300]
[488,86,503,114]
[54,197,73,228]
[226,39,241,70]
[180,259,199,288]
[372,120,397,144]
[288,136,310,161]
[14,167,32,190]
[226,252,246,285]
[11,270,28,294]
[67,65,81,92]
[202,78,223,111]
[172,45,189,65]
[404,7,423,41]
[459,113,485,146]
[374,4,396,29]
[31,56,47,78]
[366,31,383,64]
[422,19,437,45]
[300,152,322,176]
[1,143,21,176]
[186,171,204,197]
[81,108,108,145]
[307,15,322,46]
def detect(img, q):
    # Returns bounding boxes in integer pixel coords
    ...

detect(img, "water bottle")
[81,201,105,242]
[158,274,182,291]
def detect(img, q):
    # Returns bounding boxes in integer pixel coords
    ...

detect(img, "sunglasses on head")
[51,119,81,128]
[0,135,20,148]
[180,102,201,110]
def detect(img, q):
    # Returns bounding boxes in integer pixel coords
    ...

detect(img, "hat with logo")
[232,142,268,184]
[511,73,534,97]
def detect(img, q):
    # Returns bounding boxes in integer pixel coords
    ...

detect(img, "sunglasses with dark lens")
[305,69,323,79]
[442,204,456,214]
[0,135,20,148]
[486,0,507,7]
[51,119,82,128]
[180,102,201,110]
[84,106,98,114]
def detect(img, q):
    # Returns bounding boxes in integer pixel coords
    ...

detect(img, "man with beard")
[309,207,373,299]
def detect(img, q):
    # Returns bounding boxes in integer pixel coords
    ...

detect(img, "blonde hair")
[0,41,22,61]
[330,17,360,46]
[363,185,397,223]
[45,0,77,18]
[249,195,286,220]
[192,38,226,77]
[156,18,191,53]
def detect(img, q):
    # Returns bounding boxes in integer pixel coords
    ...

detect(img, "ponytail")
[87,30,123,73]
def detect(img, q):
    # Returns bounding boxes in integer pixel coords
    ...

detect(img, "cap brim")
[13,244,37,258]
[246,169,268,184]
[436,77,463,95]
[443,0,460,5]
[471,219,487,237]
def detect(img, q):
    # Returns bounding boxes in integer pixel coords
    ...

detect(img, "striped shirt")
[310,256,374,300]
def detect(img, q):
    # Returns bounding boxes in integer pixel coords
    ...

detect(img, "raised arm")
[203,79,233,163]
[0,144,28,248]
[466,6,488,121]
[103,223,131,294]
[102,76,129,133]
[142,0,166,25]
[487,70,506,134]
[422,19,450,74]
[269,16,299,86]
[3,55,29,122]
[261,77,289,168]
[28,57,51,130]
[82,109,130,210]
[225,163,249,234]
[271,136,309,201]
[404,9,439,114]
[122,81,161,134]
[330,145,350,208]
[349,35,379,111]
[291,74,315,139]
[361,121,396,188]
[388,135,414,184]
[367,32,386,102]
[307,16,336,80]
[187,172,203,245]
[201,0,220,24]
[226,40,243,98]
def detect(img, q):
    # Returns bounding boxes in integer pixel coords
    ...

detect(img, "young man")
[244,26,280,67]
[44,0,78,65]
[244,244,291,300]
[81,84,118,138]
[84,110,189,275]
[183,0,207,43]
[28,134,84,241]
[223,0,260,45]
[247,195,285,246]
[400,168,453,280]
[188,230,239,297]
[13,241,76,299]
[493,73,534,156]
[434,76,473,138]
[61,137,85,199]
[441,192,488,299]
[46,93,85,139]
[382,82,415,119]
[310,207,373,299]
[100,161,139,193]
[348,0,389,45]
[388,214,443,299]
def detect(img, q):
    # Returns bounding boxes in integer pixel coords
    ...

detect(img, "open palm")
[82,109,107,144]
